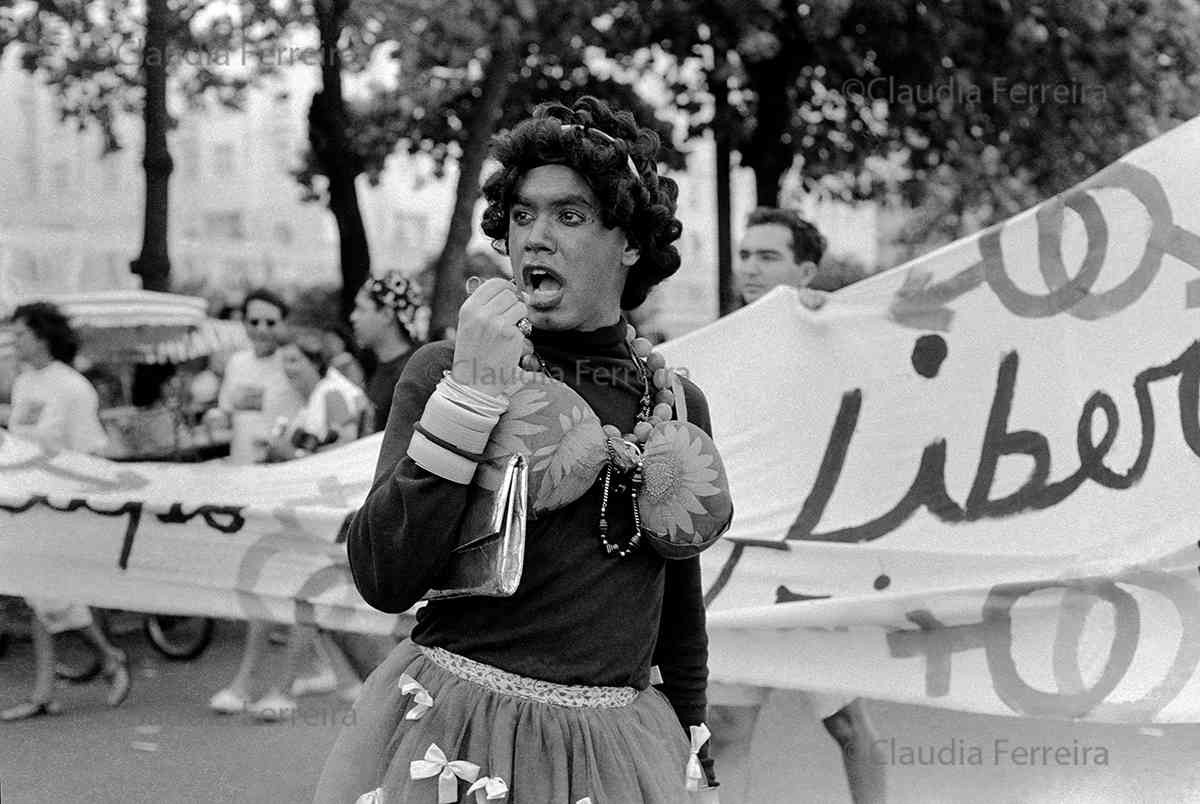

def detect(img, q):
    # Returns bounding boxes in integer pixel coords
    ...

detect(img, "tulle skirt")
[314,640,694,804]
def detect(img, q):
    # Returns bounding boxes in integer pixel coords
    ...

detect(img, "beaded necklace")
[519,322,676,558]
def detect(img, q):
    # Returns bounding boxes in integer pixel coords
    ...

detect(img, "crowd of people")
[0,270,426,725]
[3,96,887,802]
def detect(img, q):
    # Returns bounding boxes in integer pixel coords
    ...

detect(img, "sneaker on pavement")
[208,687,249,714]
[249,692,298,722]
[337,682,364,704]
[290,670,338,698]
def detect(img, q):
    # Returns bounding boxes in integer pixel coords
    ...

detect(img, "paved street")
[0,620,345,803]
[3,620,1200,803]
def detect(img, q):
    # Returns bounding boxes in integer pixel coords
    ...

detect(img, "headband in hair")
[363,271,429,343]
[560,124,642,184]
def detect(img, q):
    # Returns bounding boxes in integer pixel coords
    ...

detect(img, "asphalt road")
[4,620,1200,803]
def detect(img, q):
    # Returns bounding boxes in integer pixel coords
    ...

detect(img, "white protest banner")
[0,434,396,636]
[664,115,1200,722]
[3,116,1200,722]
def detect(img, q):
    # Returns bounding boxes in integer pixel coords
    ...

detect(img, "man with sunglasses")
[204,288,303,464]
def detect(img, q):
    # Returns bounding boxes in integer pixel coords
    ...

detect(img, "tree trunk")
[712,58,737,317]
[311,0,369,323]
[743,53,793,208]
[130,0,173,292]
[428,21,520,339]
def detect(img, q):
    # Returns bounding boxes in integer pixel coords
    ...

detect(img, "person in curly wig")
[479,96,683,314]
[315,96,728,803]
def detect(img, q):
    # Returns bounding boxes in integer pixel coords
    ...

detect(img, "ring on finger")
[516,317,533,337]
[464,276,483,294]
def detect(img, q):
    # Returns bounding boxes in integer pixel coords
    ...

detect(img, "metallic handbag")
[424,453,528,599]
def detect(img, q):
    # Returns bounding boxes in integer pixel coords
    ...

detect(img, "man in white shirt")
[204,288,303,463]
[716,208,885,804]
[2,302,131,720]
[203,289,305,717]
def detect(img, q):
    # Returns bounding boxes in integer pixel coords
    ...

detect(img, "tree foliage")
[0,0,294,290]
[0,1,289,151]
[294,0,685,334]
[603,0,1200,255]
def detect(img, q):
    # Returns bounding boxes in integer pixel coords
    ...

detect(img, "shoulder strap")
[671,373,689,423]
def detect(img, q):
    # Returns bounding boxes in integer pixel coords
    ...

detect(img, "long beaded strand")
[523,323,677,558]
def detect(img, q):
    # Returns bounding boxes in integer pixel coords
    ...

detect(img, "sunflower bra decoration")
[473,369,732,560]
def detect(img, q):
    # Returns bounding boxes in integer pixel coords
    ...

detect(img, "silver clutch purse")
[424,453,528,599]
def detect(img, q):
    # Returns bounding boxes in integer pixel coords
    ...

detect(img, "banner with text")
[4,116,1200,722]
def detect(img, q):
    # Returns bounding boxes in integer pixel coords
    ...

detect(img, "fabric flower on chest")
[476,373,732,558]
[638,422,732,557]
[477,372,606,516]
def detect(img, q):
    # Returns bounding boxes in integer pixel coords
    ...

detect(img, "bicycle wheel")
[54,630,103,683]
[143,615,215,661]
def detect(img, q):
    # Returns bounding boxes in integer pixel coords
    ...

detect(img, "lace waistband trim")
[417,645,639,709]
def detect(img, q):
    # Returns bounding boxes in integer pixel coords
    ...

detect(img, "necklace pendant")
[604,541,619,554]
[606,437,641,474]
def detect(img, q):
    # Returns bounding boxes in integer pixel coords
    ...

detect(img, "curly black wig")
[480,96,683,310]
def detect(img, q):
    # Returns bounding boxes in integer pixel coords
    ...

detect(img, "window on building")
[101,156,121,192]
[213,142,236,176]
[179,138,200,179]
[204,210,245,240]
[51,160,71,193]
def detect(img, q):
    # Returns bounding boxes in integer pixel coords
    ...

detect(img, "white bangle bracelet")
[439,373,510,417]
[407,429,478,484]
[420,402,493,454]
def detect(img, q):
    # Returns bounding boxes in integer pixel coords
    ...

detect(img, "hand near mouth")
[452,277,532,398]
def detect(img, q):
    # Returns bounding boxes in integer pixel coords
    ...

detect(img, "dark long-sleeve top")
[345,319,723,785]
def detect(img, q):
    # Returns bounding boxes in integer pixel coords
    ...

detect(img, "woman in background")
[209,331,368,720]
[2,302,131,721]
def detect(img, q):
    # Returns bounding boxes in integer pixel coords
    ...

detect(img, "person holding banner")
[206,288,305,716]
[315,97,731,803]
[349,270,428,434]
[718,207,885,804]
[2,302,131,721]
[211,330,370,719]
[202,288,303,464]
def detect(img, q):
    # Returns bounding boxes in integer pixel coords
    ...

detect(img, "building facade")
[0,53,883,337]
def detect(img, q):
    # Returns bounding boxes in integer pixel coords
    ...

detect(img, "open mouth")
[522,264,565,309]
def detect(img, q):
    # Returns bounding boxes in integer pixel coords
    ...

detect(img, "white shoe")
[290,670,338,697]
[249,691,298,722]
[208,687,248,714]
[337,683,363,704]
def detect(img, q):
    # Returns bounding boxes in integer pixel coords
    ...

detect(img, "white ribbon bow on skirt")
[398,673,434,720]
[466,775,509,802]
[410,742,481,803]
[686,723,712,791]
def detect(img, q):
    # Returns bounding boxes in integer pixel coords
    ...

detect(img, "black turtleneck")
[345,320,720,785]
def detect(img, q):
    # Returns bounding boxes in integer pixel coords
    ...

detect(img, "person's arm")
[215,352,242,413]
[320,388,360,444]
[344,342,476,613]
[655,556,717,787]
[67,380,109,455]
[653,380,724,789]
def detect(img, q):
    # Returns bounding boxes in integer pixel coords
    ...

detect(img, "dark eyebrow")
[512,193,598,212]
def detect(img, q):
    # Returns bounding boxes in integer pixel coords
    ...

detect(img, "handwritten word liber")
[787,338,1200,543]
